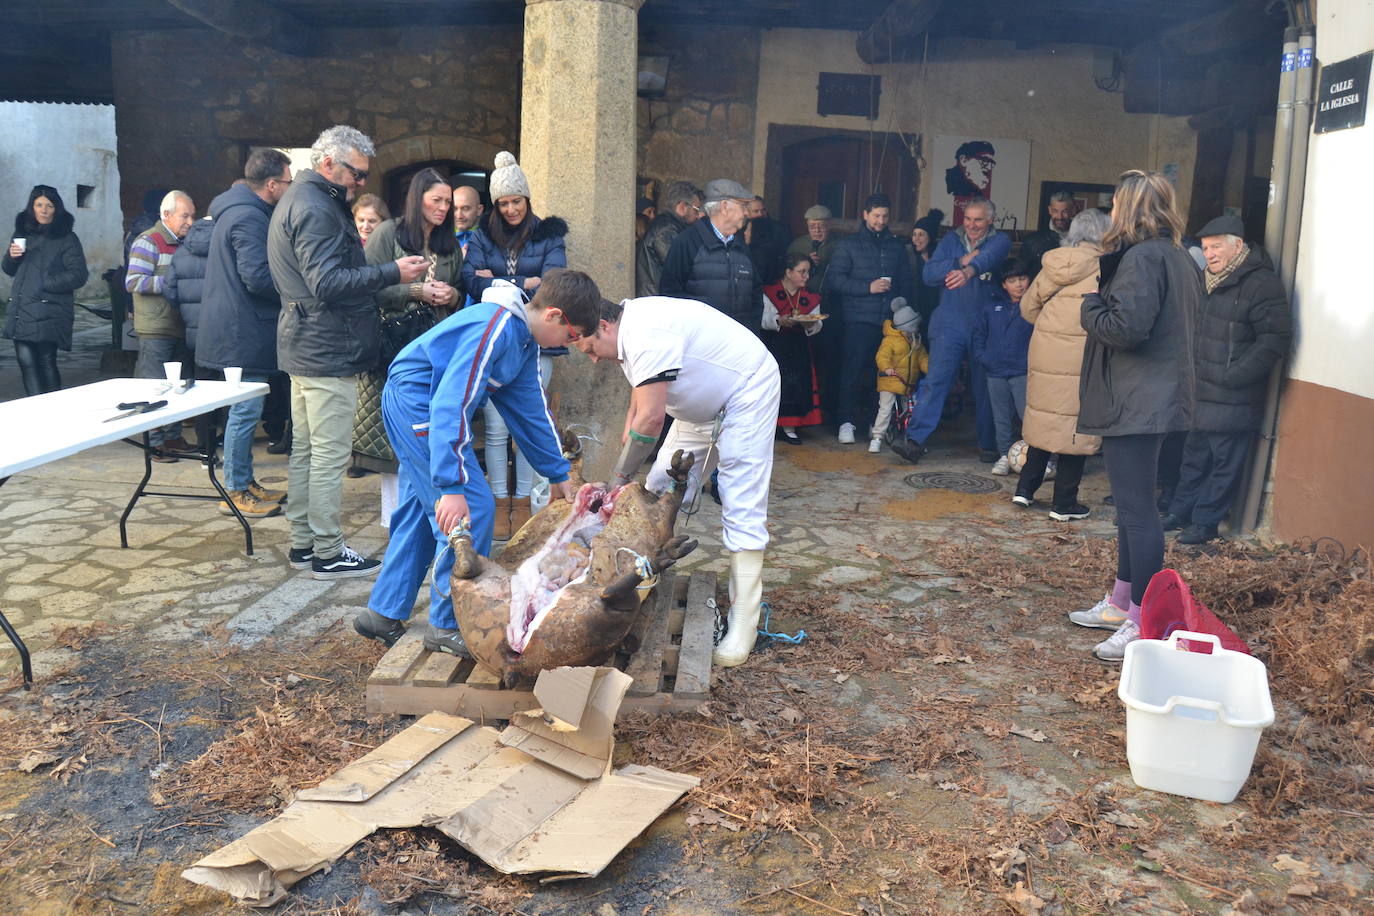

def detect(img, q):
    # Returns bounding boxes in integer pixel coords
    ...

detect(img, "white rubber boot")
[712,549,765,667]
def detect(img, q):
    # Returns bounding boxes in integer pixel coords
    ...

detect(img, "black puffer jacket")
[165,217,212,351]
[828,225,913,329]
[659,217,762,330]
[268,169,400,377]
[635,210,689,297]
[1192,246,1290,432]
[1078,238,1202,437]
[2,210,88,350]
[198,183,279,372]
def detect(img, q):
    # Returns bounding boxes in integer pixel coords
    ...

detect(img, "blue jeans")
[133,337,188,445]
[904,321,995,451]
[369,383,495,629]
[985,374,1026,456]
[221,369,270,491]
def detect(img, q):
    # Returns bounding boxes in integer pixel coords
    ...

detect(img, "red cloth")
[1140,568,1250,655]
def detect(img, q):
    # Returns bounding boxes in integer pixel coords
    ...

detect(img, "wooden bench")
[365,570,717,720]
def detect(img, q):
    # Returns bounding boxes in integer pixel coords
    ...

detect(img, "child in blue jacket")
[353,270,601,658]
[972,259,1034,474]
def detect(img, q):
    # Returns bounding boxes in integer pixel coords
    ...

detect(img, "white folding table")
[0,377,270,687]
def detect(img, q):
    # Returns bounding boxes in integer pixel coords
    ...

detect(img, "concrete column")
[522,0,642,481]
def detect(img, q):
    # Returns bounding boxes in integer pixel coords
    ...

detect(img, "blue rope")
[757,601,806,644]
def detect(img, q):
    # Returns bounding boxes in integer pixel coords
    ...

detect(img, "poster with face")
[932,135,1031,232]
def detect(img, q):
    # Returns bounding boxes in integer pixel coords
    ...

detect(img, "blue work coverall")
[905,228,1012,450]
[367,297,570,630]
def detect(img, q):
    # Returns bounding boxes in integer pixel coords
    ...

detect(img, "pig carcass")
[450,450,698,686]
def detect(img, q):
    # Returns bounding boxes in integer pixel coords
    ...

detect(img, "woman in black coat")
[3,185,88,395]
[1071,170,1201,662]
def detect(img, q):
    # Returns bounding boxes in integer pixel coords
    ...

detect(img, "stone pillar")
[521,0,642,481]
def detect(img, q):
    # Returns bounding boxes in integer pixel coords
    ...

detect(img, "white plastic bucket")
[1117,631,1274,803]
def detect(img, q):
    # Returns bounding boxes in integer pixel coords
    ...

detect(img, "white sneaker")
[1044,460,1058,481]
[1092,618,1141,662]
[1069,594,1129,630]
[991,456,1011,476]
[838,422,856,444]
[867,438,881,453]
[1011,494,1033,508]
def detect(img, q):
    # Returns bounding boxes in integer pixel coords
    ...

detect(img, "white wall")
[752,31,1199,228]
[0,103,122,300]
[1286,1,1374,399]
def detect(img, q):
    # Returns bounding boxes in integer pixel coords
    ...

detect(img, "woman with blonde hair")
[352,193,389,247]
[1069,170,1202,662]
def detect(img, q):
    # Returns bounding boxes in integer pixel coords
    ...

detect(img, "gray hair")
[662,180,703,211]
[1048,190,1076,206]
[1066,208,1111,248]
[160,190,192,216]
[310,125,376,169]
[964,197,996,220]
[703,199,725,218]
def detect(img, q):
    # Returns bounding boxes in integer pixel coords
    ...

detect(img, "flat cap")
[804,204,833,221]
[1198,214,1244,239]
[703,178,754,203]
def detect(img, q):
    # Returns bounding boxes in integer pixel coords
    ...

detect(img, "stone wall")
[109,26,523,219]
[636,25,761,196]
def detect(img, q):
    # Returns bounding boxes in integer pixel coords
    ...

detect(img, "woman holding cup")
[3,185,89,395]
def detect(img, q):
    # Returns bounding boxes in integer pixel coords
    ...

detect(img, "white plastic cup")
[163,361,182,384]
[12,238,26,253]
[224,367,243,387]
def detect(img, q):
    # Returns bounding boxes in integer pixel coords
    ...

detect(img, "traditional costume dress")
[760,280,823,431]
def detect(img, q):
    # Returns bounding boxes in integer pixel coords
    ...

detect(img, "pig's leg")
[648,448,698,529]
[447,523,482,580]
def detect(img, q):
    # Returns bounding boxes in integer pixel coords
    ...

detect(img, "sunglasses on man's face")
[339,161,369,183]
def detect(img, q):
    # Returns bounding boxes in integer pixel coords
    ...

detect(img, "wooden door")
[781,134,918,236]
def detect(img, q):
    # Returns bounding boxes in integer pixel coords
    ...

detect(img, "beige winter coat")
[1020,244,1103,456]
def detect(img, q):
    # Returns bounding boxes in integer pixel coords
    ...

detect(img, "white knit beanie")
[489,151,531,201]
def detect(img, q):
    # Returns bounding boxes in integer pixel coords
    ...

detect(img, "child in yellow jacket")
[870,302,929,452]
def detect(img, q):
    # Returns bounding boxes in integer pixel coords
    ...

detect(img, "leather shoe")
[1178,523,1219,545]
[1160,513,1186,531]
[889,437,926,464]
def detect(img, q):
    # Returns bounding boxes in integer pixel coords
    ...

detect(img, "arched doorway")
[383,159,487,218]
[766,126,919,236]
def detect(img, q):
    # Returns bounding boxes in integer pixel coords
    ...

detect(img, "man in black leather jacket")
[268,124,428,580]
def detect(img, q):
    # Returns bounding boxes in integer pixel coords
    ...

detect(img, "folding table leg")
[0,611,32,689]
[118,431,155,549]
[0,477,31,689]
[203,437,254,556]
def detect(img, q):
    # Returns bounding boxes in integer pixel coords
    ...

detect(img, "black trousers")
[1169,430,1252,526]
[1016,447,1086,510]
[13,340,61,396]
[1103,433,1166,607]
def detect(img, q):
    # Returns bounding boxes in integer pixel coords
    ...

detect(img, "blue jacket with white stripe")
[387,295,570,496]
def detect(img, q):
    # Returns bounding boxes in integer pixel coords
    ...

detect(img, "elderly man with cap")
[786,204,840,293]
[787,204,844,420]
[659,178,763,331]
[1161,214,1290,545]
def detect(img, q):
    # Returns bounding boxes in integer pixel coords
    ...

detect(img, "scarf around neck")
[1205,243,1249,294]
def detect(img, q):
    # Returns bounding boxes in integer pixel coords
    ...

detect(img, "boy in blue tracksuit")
[971,259,1034,474]
[353,270,603,657]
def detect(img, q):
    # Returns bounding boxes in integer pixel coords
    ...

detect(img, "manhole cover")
[903,472,1002,494]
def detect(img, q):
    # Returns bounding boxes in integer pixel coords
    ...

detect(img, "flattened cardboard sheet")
[182,668,698,907]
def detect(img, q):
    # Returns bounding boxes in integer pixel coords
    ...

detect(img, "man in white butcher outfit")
[574,296,781,667]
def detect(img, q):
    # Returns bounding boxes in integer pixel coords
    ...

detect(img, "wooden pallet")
[365,570,717,719]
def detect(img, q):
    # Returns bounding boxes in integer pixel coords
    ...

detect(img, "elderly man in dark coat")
[1162,215,1291,544]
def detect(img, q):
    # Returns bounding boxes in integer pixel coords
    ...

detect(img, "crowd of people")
[2,121,1291,666]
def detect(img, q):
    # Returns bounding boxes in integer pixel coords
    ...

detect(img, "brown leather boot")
[492,496,513,541]
[510,498,533,535]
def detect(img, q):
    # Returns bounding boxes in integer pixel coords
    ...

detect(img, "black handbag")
[376,305,436,372]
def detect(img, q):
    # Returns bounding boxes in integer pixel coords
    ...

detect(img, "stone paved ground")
[1,321,1370,914]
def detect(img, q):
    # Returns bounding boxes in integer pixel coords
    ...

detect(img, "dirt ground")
[0,393,1371,914]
